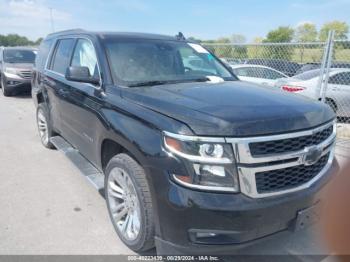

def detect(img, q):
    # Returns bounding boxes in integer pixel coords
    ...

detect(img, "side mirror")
[65,66,100,85]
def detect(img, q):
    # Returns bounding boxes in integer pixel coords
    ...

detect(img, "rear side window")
[261,68,285,79]
[294,69,321,80]
[50,39,75,75]
[36,39,53,70]
[329,72,350,85]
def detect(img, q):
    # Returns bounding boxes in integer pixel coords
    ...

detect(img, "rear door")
[44,38,76,137]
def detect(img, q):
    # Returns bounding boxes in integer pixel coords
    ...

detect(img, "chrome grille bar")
[226,121,336,198]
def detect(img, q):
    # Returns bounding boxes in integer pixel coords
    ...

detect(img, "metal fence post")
[318,30,335,102]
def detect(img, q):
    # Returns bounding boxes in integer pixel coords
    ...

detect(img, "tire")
[1,76,11,97]
[36,104,55,149]
[105,153,155,252]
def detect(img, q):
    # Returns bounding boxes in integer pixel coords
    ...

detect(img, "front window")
[71,39,99,79]
[104,38,236,86]
[3,49,36,64]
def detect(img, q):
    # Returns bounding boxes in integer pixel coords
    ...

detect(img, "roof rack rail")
[47,28,86,37]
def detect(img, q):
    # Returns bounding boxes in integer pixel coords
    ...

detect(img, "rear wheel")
[36,104,55,149]
[1,76,11,97]
[105,153,155,252]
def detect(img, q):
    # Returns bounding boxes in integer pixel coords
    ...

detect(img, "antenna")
[49,8,55,32]
[176,32,186,40]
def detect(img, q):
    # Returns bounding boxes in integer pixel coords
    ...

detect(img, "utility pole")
[49,7,55,32]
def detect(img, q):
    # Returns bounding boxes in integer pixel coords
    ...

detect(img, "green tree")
[35,37,43,45]
[263,26,295,60]
[295,23,318,63]
[264,26,294,43]
[0,34,37,46]
[253,37,264,43]
[295,23,317,42]
[319,21,349,41]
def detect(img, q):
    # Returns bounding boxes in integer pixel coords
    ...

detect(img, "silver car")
[0,47,37,96]
[275,68,350,121]
[231,64,288,87]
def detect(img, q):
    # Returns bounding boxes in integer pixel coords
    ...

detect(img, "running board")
[50,136,105,196]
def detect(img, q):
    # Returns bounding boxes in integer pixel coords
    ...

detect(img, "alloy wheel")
[37,109,49,145]
[107,167,141,241]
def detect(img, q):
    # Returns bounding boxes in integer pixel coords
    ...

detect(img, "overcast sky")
[0,0,349,41]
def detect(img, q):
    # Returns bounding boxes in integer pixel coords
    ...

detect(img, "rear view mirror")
[65,66,100,85]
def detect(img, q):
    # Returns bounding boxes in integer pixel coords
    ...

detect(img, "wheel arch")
[100,138,142,172]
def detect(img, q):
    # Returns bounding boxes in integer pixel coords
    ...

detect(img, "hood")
[4,63,34,70]
[121,81,335,136]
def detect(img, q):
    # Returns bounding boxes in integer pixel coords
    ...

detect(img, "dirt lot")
[0,91,347,257]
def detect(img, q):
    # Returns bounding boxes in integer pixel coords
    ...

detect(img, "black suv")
[32,29,338,255]
[0,47,36,96]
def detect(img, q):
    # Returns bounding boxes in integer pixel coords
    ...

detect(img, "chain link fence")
[203,36,350,145]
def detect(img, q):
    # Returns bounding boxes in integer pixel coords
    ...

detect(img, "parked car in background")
[275,68,350,120]
[245,58,302,77]
[183,55,216,73]
[230,64,288,87]
[0,47,37,96]
[220,57,247,65]
[296,63,320,75]
[296,62,350,75]
[32,29,337,255]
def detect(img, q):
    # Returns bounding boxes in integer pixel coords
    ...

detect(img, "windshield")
[104,39,236,86]
[293,69,321,80]
[3,49,36,64]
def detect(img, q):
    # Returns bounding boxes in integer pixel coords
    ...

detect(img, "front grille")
[249,125,333,156]
[18,70,33,79]
[255,152,330,194]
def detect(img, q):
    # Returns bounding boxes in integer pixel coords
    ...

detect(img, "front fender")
[99,107,164,168]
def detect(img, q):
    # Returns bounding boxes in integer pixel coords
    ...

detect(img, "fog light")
[189,230,241,244]
[196,232,217,238]
[7,80,20,86]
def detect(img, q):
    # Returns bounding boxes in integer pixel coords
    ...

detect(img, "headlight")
[5,68,18,75]
[163,132,239,192]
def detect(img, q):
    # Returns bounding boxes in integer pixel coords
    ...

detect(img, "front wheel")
[1,76,11,97]
[36,104,55,149]
[105,153,155,252]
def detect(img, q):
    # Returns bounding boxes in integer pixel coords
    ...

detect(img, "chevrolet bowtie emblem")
[303,146,323,166]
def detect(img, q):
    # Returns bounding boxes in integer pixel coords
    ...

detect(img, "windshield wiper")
[127,77,209,87]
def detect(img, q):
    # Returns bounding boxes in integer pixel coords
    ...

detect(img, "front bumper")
[147,159,338,255]
[3,74,31,92]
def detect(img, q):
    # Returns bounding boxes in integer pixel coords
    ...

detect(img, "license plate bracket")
[295,203,321,231]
